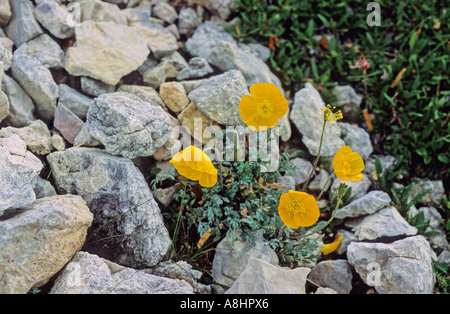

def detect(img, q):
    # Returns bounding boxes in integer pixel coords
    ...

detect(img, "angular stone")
[185,21,237,62]
[351,206,417,241]
[212,233,279,294]
[309,169,331,192]
[335,190,392,219]
[340,122,373,160]
[80,76,115,97]
[0,195,93,294]
[308,260,353,294]
[152,1,177,24]
[209,40,284,92]
[50,133,65,151]
[160,51,189,71]
[178,7,200,36]
[142,61,178,89]
[33,0,74,39]
[226,258,311,294]
[331,175,371,199]
[289,157,313,186]
[47,147,172,268]
[50,251,193,294]
[196,0,236,20]
[159,82,189,113]
[1,74,36,127]
[33,176,57,199]
[177,102,221,144]
[15,34,65,69]
[176,57,214,80]
[130,19,178,59]
[410,178,445,206]
[83,92,172,159]
[5,0,43,47]
[0,135,42,216]
[0,120,53,155]
[58,84,92,120]
[0,44,12,71]
[347,236,435,294]
[332,85,363,122]
[0,89,8,122]
[290,83,345,157]
[65,21,149,85]
[54,103,84,144]
[188,70,248,126]
[11,54,58,123]
[0,0,11,25]
[117,84,166,111]
[79,0,127,25]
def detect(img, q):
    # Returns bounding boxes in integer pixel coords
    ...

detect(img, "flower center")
[258,99,274,118]
[322,105,343,122]
[341,161,352,175]
[286,200,306,217]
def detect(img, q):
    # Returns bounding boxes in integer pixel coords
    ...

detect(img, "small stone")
[79,0,127,25]
[332,85,363,122]
[51,133,66,151]
[143,61,178,89]
[176,57,214,80]
[351,206,418,241]
[1,74,36,127]
[410,178,445,206]
[177,102,221,144]
[187,70,248,126]
[0,0,11,25]
[54,103,84,144]
[226,258,311,294]
[80,77,115,97]
[308,260,353,294]
[15,34,65,69]
[0,120,53,155]
[58,84,93,120]
[33,176,57,199]
[0,89,8,123]
[340,122,373,160]
[152,1,177,24]
[289,157,313,186]
[11,54,58,123]
[160,51,189,71]
[276,175,296,192]
[33,0,74,39]
[5,0,43,47]
[309,169,331,192]
[196,0,236,20]
[159,82,189,113]
[178,7,200,36]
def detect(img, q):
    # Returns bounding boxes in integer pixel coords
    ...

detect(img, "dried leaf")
[197,228,212,249]
[267,182,286,190]
[391,67,407,87]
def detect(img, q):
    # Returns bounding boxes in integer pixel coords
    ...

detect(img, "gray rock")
[196,0,236,20]
[340,122,373,160]
[0,89,8,123]
[152,1,177,24]
[47,147,172,268]
[185,21,237,62]
[79,0,127,25]
[363,154,396,175]
[160,51,188,71]
[331,175,371,199]
[33,176,57,199]
[0,120,53,155]
[350,206,417,241]
[5,0,43,47]
[209,40,284,93]
[410,178,445,206]
[142,60,178,88]
[212,233,279,293]
[309,169,332,192]
[176,57,214,80]
[50,251,193,294]
[332,85,363,122]
[33,0,74,39]
[226,258,310,294]
[58,84,93,120]
[80,76,115,97]
[0,195,93,294]
[121,6,150,24]
[347,235,435,294]
[289,157,313,186]
[308,260,353,294]
[117,84,166,111]
[1,74,36,127]
[130,19,178,59]
[412,206,449,250]
[83,92,172,159]
[0,44,12,71]
[276,175,296,192]
[335,229,358,255]
[188,70,248,126]
[238,42,271,62]
[178,7,200,36]
[50,133,66,151]
[290,83,345,157]
[335,190,392,219]
[315,287,338,294]
[11,54,58,123]
[65,21,149,85]
[15,34,65,69]
[0,134,42,216]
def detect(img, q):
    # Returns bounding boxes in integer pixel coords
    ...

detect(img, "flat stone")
[33,0,74,39]
[335,190,392,219]
[5,0,43,47]
[15,34,65,69]
[159,82,189,113]
[65,21,149,85]
[142,61,178,89]
[58,84,93,120]
[308,260,353,294]
[0,120,53,155]
[54,103,84,144]
[0,195,93,294]
[1,74,36,127]
[347,235,435,294]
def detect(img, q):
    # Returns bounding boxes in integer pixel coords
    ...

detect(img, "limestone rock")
[159,82,189,113]
[340,122,373,160]
[58,84,93,120]
[347,236,435,294]
[5,0,43,47]
[47,147,172,268]
[308,260,353,294]
[82,92,172,159]
[15,34,65,69]
[335,190,392,219]
[65,21,149,85]
[0,120,53,155]
[53,103,84,144]
[332,85,363,122]
[143,61,178,89]
[176,57,214,80]
[1,74,36,127]
[0,195,93,294]
[33,0,74,39]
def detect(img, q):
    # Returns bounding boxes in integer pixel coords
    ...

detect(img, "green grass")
[227,0,449,182]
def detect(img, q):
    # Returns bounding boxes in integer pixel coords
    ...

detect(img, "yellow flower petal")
[322,234,344,255]
[278,190,320,228]
[333,146,365,182]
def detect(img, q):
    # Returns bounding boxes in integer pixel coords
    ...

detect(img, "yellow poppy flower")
[333,146,365,181]
[278,190,320,229]
[239,83,288,131]
[322,104,343,122]
[322,234,344,255]
[169,145,218,187]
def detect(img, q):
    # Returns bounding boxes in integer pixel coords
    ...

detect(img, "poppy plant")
[239,83,288,131]
[333,145,365,182]
[169,145,218,188]
[278,190,320,229]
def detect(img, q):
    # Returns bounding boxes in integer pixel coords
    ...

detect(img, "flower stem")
[302,120,327,191]
[316,171,335,201]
